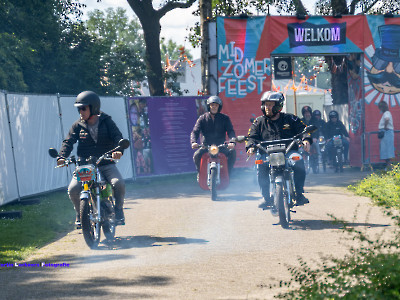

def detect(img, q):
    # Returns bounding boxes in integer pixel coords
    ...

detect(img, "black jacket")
[59,112,123,165]
[324,120,349,140]
[246,113,311,152]
[311,118,327,138]
[190,112,236,146]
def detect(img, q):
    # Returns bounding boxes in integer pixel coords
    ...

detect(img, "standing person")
[378,101,395,169]
[190,96,237,179]
[325,110,350,164]
[57,91,127,228]
[246,91,312,209]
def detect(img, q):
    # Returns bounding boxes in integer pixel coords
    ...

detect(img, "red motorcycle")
[197,144,230,200]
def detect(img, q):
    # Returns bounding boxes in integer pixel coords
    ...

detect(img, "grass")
[0,173,196,265]
[0,190,75,264]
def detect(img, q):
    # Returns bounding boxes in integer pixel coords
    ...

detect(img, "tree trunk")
[141,18,165,96]
[200,0,212,95]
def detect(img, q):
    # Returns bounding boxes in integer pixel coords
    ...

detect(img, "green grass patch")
[0,190,75,264]
[349,164,400,209]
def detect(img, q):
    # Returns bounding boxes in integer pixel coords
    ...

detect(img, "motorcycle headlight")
[319,136,325,142]
[269,152,285,167]
[209,145,219,156]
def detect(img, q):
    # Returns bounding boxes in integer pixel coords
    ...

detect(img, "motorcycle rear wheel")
[80,196,101,249]
[210,167,217,201]
[101,197,116,241]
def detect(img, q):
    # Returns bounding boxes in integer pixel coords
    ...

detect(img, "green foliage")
[273,166,400,298]
[349,164,400,209]
[86,8,147,97]
[0,191,75,264]
[0,0,106,94]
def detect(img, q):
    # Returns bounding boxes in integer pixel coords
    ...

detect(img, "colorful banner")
[217,15,400,167]
[127,96,206,176]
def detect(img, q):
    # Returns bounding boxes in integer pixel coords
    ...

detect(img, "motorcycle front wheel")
[80,196,101,249]
[210,167,217,201]
[274,182,290,228]
[101,197,116,241]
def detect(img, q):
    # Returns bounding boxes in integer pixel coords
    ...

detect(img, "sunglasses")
[77,106,88,112]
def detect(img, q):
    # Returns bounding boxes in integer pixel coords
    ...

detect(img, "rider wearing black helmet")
[57,91,127,227]
[311,109,326,137]
[246,91,312,208]
[190,95,237,177]
[301,105,313,125]
[325,110,350,164]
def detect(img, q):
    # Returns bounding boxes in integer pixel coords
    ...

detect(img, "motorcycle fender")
[209,161,218,170]
[80,191,90,200]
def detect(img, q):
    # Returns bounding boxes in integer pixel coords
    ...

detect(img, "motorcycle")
[331,135,344,173]
[48,139,130,249]
[196,143,230,201]
[237,125,316,228]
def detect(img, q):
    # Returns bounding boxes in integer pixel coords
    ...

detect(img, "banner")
[217,16,272,167]
[217,15,400,167]
[127,96,206,176]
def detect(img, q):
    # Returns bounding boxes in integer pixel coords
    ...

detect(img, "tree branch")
[363,0,381,14]
[348,0,360,15]
[157,0,197,19]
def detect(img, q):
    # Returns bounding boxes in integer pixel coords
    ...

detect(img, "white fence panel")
[7,94,66,198]
[0,92,19,205]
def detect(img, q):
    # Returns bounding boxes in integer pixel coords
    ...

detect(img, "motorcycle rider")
[246,91,312,209]
[190,96,237,179]
[301,106,313,125]
[57,91,127,228]
[325,110,350,164]
[312,110,326,137]
[311,109,327,162]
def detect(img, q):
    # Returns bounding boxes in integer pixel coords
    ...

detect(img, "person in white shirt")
[378,101,395,169]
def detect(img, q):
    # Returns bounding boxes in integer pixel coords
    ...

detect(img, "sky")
[83,0,317,60]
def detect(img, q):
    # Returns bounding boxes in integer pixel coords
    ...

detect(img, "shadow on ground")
[100,235,208,250]
[1,261,172,299]
[289,219,390,231]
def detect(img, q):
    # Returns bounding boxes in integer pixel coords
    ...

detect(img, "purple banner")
[127,96,206,177]
[147,97,201,175]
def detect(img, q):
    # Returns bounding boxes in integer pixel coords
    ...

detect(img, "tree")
[86,8,147,97]
[125,0,197,96]
[0,0,107,94]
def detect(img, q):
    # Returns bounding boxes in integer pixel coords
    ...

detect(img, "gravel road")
[0,167,393,299]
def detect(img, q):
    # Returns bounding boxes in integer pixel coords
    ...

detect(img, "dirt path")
[0,167,393,299]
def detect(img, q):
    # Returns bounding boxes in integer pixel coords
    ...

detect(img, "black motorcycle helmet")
[260,91,284,116]
[312,109,322,118]
[74,91,101,116]
[206,96,223,113]
[328,110,339,120]
[301,105,313,117]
